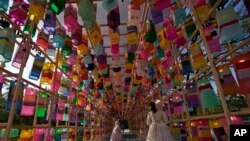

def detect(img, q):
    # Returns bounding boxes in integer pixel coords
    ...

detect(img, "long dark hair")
[150,102,157,113]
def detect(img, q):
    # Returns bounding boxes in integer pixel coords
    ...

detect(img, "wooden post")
[171,43,193,139]
[4,22,34,141]
[191,5,231,133]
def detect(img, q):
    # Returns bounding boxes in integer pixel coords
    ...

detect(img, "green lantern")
[62,37,72,58]
[49,0,66,14]
[23,21,37,37]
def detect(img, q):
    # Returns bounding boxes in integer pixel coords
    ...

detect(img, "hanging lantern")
[29,55,45,80]
[71,28,82,46]
[46,44,56,58]
[184,19,196,38]
[34,129,46,141]
[0,28,16,63]
[189,43,207,70]
[37,31,49,51]
[217,6,243,43]
[94,44,104,56]
[53,27,65,48]
[89,25,102,46]
[62,37,72,58]
[180,52,194,75]
[0,0,9,12]
[20,129,33,140]
[64,4,78,32]
[150,6,163,25]
[156,0,170,11]
[102,0,118,12]
[127,25,138,46]
[12,42,29,69]
[51,71,62,91]
[23,20,37,37]
[172,7,186,26]
[21,87,37,116]
[28,1,46,24]
[128,3,141,28]
[36,92,48,118]
[49,0,66,14]
[8,0,29,26]
[77,35,88,56]
[41,62,55,85]
[107,7,120,30]
[43,10,56,35]
[77,0,96,30]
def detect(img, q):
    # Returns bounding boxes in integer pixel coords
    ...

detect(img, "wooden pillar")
[171,43,193,139]
[4,22,34,141]
[191,4,231,133]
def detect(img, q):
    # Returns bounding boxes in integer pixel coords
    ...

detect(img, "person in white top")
[110,120,122,141]
[146,100,174,141]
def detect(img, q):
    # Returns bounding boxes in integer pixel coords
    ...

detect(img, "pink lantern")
[51,71,62,91]
[71,28,82,46]
[34,128,46,141]
[12,43,29,68]
[111,44,119,54]
[64,4,78,32]
[8,0,29,26]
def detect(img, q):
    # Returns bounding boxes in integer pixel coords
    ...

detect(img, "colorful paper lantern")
[49,0,66,14]
[43,10,56,35]
[28,1,46,24]
[217,6,243,43]
[29,55,45,80]
[53,27,65,48]
[62,37,72,58]
[0,0,9,12]
[64,4,78,32]
[102,0,118,12]
[8,0,29,26]
[0,28,16,63]
[77,0,96,29]
[107,7,120,29]
[37,31,49,51]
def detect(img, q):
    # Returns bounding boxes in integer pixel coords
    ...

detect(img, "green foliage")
[227,95,248,112]
[0,94,33,125]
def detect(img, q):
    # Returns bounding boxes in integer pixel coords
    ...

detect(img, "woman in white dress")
[146,100,174,141]
[110,120,122,141]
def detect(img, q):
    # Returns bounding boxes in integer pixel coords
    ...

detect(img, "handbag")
[64,4,78,32]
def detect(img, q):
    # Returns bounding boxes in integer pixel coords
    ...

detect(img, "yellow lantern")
[28,2,46,24]
[209,119,223,128]
[109,32,120,44]
[158,29,170,50]
[127,32,138,45]
[89,25,101,46]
